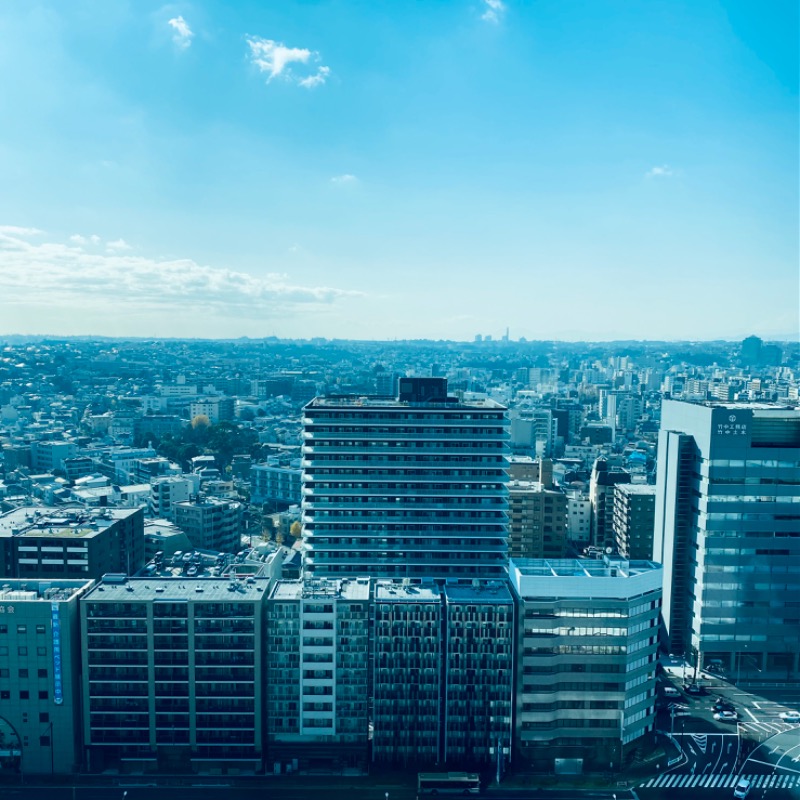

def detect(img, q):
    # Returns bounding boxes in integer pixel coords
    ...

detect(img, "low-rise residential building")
[0,507,145,580]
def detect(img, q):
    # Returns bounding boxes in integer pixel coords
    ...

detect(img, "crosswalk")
[640,772,800,790]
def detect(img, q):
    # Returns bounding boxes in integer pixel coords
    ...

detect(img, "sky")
[0,0,797,342]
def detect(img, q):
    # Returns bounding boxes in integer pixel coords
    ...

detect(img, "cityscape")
[0,1,798,799]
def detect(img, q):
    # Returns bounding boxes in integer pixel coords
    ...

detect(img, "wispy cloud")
[0,226,43,237]
[646,164,675,178]
[298,66,330,89]
[331,174,357,185]
[246,36,330,87]
[168,15,194,50]
[106,238,132,252]
[0,227,363,318]
[481,0,506,24]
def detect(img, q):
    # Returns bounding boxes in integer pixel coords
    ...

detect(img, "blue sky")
[0,0,797,341]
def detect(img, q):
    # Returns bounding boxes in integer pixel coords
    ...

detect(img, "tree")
[191,414,211,429]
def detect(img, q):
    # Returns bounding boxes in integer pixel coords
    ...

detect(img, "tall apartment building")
[266,577,371,769]
[612,484,656,560]
[372,579,514,767]
[589,459,631,550]
[654,400,800,678]
[81,575,268,774]
[510,557,662,770]
[173,496,243,554]
[0,507,144,580]
[301,377,510,579]
[508,456,553,488]
[0,579,92,774]
[508,481,567,559]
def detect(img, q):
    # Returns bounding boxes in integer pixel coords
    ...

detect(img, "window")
[17,625,26,634]
[18,669,28,679]
[0,669,7,678]
[18,647,27,656]
[40,735,50,747]
[36,625,46,634]
[38,690,48,700]
[0,647,7,656]
[39,712,49,723]
[37,647,46,656]
[0,691,8,700]
[38,669,47,679]
[0,625,7,634]
[19,690,29,700]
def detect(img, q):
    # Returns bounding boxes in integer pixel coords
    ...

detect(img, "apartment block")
[612,484,656,560]
[0,579,92,775]
[173,496,243,554]
[302,377,510,579]
[266,577,370,769]
[508,481,567,559]
[81,575,268,774]
[372,579,514,767]
[0,507,144,580]
[251,464,302,508]
[510,557,662,771]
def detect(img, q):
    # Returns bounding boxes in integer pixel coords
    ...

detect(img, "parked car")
[779,711,800,723]
[663,686,681,697]
[733,777,751,798]
[714,710,738,722]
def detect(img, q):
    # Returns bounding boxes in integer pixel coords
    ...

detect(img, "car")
[733,777,751,798]
[779,711,800,723]
[685,683,704,695]
[663,686,681,697]
[714,710,738,722]
[713,697,735,711]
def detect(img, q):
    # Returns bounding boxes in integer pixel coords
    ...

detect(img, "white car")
[733,777,751,798]
[779,711,800,723]
[714,710,738,722]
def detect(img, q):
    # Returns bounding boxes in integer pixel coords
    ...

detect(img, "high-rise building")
[589,459,631,550]
[371,579,514,766]
[510,556,662,771]
[507,481,567,559]
[81,575,268,773]
[612,484,656,560]
[266,577,371,770]
[654,400,800,679]
[301,378,509,579]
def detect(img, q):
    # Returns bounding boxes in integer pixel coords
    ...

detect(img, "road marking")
[745,707,758,721]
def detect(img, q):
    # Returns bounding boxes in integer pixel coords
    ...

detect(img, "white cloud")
[106,238,132,252]
[331,174,357,184]
[0,226,43,237]
[246,36,330,87]
[646,164,675,178]
[168,15,194,50]
[69,234,87,245]
[90,234,101,244]
[0,227,362,320]
[298,65,330,89]
[481,0,506,24]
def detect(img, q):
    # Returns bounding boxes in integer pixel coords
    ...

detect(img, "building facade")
[173,497,243,554]
[508,481,567,559]
[81,575,268,774]
[0,507,144,580]
[612,484,656,560]
[510,557,661,771]
[266,577,370,769]
[0,579,92,775]
[654,400,800,678]
[301,378,510,579]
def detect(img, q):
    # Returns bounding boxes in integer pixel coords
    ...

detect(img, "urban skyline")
[0,1,797,342]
